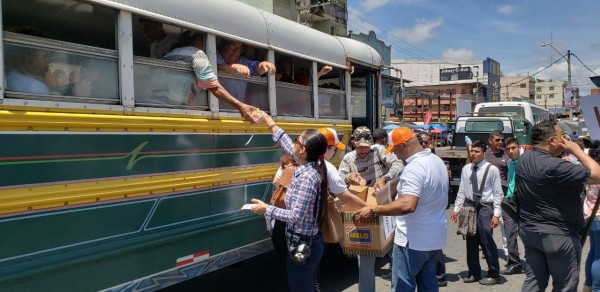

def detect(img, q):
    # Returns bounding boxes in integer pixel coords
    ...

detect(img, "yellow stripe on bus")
[0,164,279,215]
[0,107,352,133]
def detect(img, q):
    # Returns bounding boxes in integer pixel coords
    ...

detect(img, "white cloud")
[390,18,442,44]
[347,7,382,35]
[441,48,474,61]
[497,4,515,15]
[358,0,417,12]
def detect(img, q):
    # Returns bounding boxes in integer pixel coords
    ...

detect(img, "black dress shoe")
[463,275,481,283]
[438,280,448,287]
[381,272,392,281]
[479,277,498,285]
[500,265,523,275]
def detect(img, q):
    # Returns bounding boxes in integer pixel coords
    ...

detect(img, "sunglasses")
[421,140,431,145]
[493,138,505,142]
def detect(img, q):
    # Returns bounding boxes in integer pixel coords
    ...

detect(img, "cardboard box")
[338,186,396,257]
[348,185,374,202]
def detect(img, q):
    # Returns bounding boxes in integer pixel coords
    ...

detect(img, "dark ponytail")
[301,129,329,225]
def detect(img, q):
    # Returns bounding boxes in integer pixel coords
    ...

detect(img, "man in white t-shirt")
[140,18,180,59]
[354,127,448,292]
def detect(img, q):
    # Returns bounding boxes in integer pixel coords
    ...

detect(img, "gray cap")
[353,126,373,147]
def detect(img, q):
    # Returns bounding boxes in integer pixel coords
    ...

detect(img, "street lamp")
[541,43,571,86]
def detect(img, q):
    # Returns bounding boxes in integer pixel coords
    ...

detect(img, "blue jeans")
[585,218,600,290]
[287,232,324,292]
[391,244,441,292]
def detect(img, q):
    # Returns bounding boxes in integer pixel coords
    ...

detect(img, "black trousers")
[465,202,500,278]
[501,209,521,267]
[520,230,581,292]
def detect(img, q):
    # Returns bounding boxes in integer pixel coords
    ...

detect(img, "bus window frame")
[318,87,347,119]
[275,80,313,117]
[133,56,211,110]
[3,32,120,104]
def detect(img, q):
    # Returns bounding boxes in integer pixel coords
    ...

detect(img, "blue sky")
[347,0,600,94]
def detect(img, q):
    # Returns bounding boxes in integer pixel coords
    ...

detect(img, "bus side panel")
[0,183,272,291]
[0,133,279,188]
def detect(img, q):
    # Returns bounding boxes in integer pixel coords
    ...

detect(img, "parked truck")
[436,116,532,204]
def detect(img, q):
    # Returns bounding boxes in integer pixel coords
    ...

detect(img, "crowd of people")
[13,20,600,292]
[245,117,600,292]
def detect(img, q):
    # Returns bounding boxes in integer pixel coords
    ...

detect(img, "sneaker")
[479,277,498,285]
[463,275,481,283]
[438,280,448,287]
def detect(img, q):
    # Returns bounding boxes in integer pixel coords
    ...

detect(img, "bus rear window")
[465,121,504,132]
[478,106,524,120]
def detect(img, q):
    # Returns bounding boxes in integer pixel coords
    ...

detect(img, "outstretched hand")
[238,104,260,124]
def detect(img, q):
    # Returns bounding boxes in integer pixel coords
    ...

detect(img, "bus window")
[216,38,270,111]
[132,15,208,108]
[3,0,117,50]
[3,0,119,102]
[275,53,312,116]
[318,65,346,118]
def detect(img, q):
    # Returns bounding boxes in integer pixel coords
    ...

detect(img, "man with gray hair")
[338,126,404,292]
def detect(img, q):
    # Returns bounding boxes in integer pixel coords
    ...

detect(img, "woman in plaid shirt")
[252,115,329,292]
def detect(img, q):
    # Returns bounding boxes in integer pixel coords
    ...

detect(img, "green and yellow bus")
[0,0,385,291]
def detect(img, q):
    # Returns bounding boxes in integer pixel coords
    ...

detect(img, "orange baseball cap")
[385,127,415,154]
[318,128,346,150]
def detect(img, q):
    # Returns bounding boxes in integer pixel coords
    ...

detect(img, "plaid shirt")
[266,128,321,236]
[338,144,404,187]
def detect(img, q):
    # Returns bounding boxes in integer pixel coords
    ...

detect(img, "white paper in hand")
[240,204,256,210]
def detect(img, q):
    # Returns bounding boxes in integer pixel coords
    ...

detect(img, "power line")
[501,55,567,90]
[346,18,429,61]
[347,10,465,66]
[571,53,599,76]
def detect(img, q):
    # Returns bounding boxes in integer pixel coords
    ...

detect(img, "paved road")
[165,209,589,291]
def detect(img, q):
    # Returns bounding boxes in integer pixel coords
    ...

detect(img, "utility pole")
[567,50,572,86]
[541,43,574,117]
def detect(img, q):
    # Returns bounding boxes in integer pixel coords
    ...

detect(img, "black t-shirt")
[516,149,590,236]
[485,149,508,187]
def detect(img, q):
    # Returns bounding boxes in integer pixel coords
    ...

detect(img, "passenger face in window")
[220,41,243,64]
[140,19,165,42]
[30,50,51,77]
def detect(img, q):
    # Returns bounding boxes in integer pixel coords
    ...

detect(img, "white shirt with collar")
[453,160,504,217]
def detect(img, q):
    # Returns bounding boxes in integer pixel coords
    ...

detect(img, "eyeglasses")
[294,136,304,148]
[227,44,243,52]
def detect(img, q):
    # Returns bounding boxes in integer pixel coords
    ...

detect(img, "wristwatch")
[369,206,377,217]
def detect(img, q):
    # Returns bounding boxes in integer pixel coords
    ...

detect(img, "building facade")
[499,76,535,103]
[535,80,566,109]
[391,58,501,122]
[238,0,348,36]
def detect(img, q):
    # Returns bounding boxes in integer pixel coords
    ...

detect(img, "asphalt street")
[165,209,590,292]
